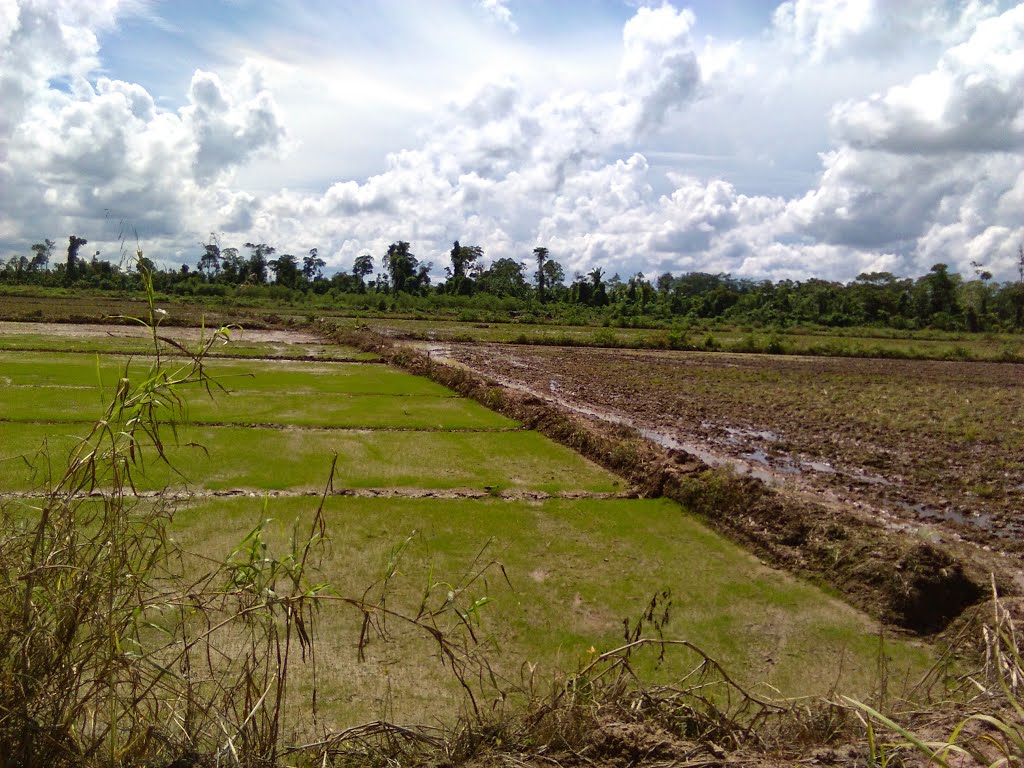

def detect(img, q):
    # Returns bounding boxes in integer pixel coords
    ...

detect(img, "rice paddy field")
[0,320,937,727]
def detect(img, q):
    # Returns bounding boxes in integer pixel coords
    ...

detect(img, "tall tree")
[446,241,483,295]
[449,241,465,278]
[219,247,242,283]
[302,248,326,282]
[478,258,529,298]
[963,260,995,330]
[6,255,28,278]
[352,254,374,290]
[243,242,275,285]
[29,239,54,272]
[270,253,299,288]
[588,267,609,306]
[916,263,960,320]
[383,241,417,293]
[448,241,483,280]
[413,260,433,292]
[197,236,221,279]
[656,272,674,296]
[533,246,549,302]
[66,235,87,280]
[541,258,565,300]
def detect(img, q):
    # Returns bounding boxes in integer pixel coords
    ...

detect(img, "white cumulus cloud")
[477,0,517,33]
[788,3,1024,277]
[3,0,1024,284]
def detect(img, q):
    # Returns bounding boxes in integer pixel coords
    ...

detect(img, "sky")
[1,0,1023,283]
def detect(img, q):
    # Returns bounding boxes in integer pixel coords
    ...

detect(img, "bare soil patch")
[438,343,1024,560]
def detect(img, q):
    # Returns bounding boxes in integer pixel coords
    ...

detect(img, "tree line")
[4,235,1024,331]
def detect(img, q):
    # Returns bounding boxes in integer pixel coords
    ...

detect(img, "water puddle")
[740,449,802,474]
[895,501,1024,539]
[723,426,781,443]
[428,347,852,488]
[802,460,836,474]
[741,448,770,465]
[901,502,984,529]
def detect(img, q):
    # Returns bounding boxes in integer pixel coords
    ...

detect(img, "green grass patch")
[168,495,936,726]
[0,387,518,430]
[0,352,451,396]
[0,424,620,493]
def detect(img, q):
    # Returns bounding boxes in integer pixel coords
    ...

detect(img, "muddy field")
[437,343,1024,564]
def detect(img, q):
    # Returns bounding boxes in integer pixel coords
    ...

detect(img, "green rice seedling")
[0,426,620,494]
[0,385,518,430]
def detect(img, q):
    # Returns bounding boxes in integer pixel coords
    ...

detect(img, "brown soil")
[439,343,1024,559]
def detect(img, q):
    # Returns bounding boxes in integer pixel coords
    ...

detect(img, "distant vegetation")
[4,235,1024,332]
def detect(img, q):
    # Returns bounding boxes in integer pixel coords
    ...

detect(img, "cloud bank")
[2,0,1023,282]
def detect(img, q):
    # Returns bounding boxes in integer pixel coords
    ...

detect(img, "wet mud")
[434,343,1024,557]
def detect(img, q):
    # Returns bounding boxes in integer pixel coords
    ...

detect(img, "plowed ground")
[441,343,1024,563]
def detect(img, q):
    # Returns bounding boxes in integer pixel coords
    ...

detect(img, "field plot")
[329,315,1024,362]
[173,495,932,724]
[0,320,377,359]
[0,424,618,493]
[0,323,936,727]
[440,343,1024,556]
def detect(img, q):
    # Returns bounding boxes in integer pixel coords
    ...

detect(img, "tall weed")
[846,581,1024,767]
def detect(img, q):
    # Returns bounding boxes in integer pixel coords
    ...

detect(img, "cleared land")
[436,343,1024,561]
[0,322,938,727]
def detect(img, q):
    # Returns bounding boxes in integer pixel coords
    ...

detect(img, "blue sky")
[2,0,1023,282]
